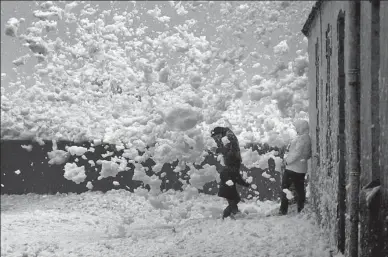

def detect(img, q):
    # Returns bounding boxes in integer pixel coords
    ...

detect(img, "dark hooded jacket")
[211,127,250,201]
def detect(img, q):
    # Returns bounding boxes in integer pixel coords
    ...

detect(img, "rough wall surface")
[379,1,388,254]
[360,0,381,187]
[359,1,384,256]
[360,1,373,188]
[306,1,321,227]
[307,0,349,250]
[307,0,387,255]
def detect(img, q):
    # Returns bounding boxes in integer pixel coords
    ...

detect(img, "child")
[211,126,250,219]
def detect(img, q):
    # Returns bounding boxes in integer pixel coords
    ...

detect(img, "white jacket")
[285,120,312,174]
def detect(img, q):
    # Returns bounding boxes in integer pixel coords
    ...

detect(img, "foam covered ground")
[1,190,340,257]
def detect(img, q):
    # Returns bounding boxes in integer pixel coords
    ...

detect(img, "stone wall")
[306,0,387,255]
[378,1,388,254]
[306,1,349,249]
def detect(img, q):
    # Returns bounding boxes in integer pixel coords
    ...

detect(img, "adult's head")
[211,126,228,137]
[211,126,239,148]
[293,120,309,135]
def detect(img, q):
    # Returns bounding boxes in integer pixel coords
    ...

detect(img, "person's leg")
[230,199,239,215]
[223,199,233,219]
[289,183,297,205]
[279,170,293,214]
[294,173,306,213]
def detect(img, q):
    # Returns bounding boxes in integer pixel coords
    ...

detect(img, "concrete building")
[301,1,388,256]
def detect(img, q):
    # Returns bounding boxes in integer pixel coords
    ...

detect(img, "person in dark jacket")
[211,126,250,219]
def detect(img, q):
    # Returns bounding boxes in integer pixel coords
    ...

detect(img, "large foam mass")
[164,106,203,131]
[1,1,314,198]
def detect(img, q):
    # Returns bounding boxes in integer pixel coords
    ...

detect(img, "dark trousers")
[279,169,306,214]
[223,199,240,219]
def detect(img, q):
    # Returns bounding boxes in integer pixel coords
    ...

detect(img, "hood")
[211,126,239,145]
[293,120,309,135]
[211,126,231,138]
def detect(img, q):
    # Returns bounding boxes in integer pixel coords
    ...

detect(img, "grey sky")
[1,1,311,95]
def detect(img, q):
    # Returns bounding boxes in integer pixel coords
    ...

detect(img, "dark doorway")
[336,10,346,254]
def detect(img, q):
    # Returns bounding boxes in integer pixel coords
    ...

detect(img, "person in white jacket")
[279,119,312,215]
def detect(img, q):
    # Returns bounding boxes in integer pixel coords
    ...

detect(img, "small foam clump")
[63,163,86,184]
